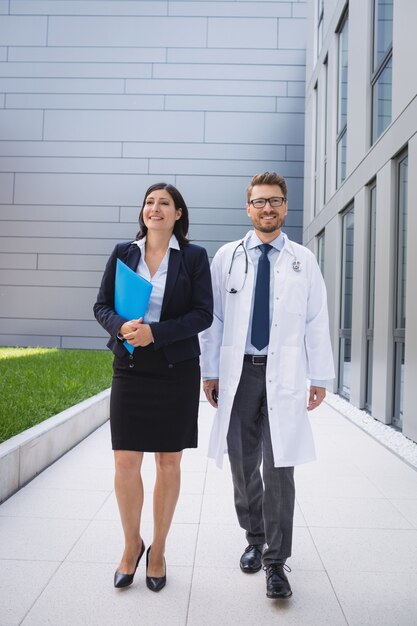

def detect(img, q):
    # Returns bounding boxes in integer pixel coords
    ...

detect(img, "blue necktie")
[251,244,272,350]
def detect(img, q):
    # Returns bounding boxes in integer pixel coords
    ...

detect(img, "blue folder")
[114,258,153,354]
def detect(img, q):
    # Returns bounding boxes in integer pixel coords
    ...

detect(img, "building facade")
[0,0,307,350]
[303,0,417,444]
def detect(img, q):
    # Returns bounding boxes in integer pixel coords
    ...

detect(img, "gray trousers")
[226,360,295,566]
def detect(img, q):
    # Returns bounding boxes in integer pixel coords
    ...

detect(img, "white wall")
[0,0,308,349]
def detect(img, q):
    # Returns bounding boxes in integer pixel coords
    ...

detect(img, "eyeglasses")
[249,196,287,209]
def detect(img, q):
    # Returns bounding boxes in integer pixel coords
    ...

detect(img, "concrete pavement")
[1,395,417,625]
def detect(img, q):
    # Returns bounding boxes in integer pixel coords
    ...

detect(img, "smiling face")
[246,184,288,240]
[142,189,182,234]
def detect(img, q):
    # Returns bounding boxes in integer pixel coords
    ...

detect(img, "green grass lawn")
[0,347,113,444]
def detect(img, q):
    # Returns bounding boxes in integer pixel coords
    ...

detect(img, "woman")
[94,183,213,592]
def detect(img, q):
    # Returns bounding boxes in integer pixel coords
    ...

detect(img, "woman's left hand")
[122,318,154,347]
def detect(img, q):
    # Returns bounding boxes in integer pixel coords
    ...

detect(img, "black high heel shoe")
[146,546,166,592]
[114,540,145,588]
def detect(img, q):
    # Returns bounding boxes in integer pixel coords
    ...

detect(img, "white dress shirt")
[245,230,284,355]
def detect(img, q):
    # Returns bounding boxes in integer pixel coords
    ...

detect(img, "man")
[200,172,335,599]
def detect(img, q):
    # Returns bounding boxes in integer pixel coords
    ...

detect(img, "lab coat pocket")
[283,277,308,316]
[278,346,301,390]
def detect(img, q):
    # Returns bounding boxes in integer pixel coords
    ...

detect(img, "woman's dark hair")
[136,182,189,244]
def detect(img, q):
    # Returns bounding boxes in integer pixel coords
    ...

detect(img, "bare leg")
[114,450,144,573]
[147,451,182,577]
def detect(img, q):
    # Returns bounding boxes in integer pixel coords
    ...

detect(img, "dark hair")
[246,172,288,202]
[136,182,189,244]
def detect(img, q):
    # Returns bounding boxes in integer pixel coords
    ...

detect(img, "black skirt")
[110,344,200,452]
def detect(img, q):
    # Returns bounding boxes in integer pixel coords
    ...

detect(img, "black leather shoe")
[239,544,264,573]
[114,540,145,588]
[264,563,292,598]
[146,546,166,592]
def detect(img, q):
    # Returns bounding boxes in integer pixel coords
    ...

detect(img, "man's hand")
[307,386,326,411]
[203,379,219,408]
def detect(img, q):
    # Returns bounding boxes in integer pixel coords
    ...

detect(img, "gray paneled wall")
[0,0,307,349]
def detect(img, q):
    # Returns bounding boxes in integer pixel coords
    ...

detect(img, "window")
[393,153,408,429]
[336,12,349,187]
[317,231,325,276]
[365,182,377,411]
[313,82,319,215]
[323,56,328,204]
[371,0,393,143]
[339,205,354,399]
[317,0,324,58]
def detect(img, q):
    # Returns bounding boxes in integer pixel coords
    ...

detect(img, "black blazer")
[93,240,213,364]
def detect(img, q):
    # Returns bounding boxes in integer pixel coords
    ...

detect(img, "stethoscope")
[226,239,302,294]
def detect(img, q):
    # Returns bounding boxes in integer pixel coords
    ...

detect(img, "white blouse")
[132,235,180,323]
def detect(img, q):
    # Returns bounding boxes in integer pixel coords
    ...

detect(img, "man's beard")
[254,215,286,233]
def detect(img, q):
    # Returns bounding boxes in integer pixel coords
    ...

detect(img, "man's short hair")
[246,172,288,202]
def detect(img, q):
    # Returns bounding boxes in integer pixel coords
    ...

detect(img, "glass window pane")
[366,338,373,410]
[393,341,405,428]
[338,17,349,132]
[339,337,352,398]
[396,156,408,330]
[342,208,354,329]
[323,59,328,203]
[373,0,393,70]
[368,185,376,329]
[337,129,347,187]
[372,57,392,141]
[318,233,325,275]
[317,0,324,57]
[339,207,354,399]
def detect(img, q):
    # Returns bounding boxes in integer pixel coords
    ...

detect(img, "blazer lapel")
[161,247,182,317]
[125,243,141,270]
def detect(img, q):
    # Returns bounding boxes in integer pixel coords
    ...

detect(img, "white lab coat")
[200,231,335,468]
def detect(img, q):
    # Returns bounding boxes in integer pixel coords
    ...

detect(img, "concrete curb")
[0,388,110,504]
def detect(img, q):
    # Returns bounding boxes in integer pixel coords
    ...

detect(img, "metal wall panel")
[0,0,307,349]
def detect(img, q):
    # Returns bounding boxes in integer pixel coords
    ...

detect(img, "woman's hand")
[120,318,154,347]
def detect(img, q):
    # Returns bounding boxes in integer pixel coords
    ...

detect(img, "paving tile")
[194,525,323,572]
[0,559,59,626]
[362,470,417,500]
[202,465,234,495]
[187,568,347,626]
[200,491,240,525]
[0,516,89,560]
[329,571,417,626]
[298,496,413,529]
[66,518,198,568]
[63,425,113,469]
[22,561,193,626]
[32,457,114,491]
[94,491,119,521]
[310,527,417,572]
[295,473,385,499]
[178,470,206,494]
[0,485,110,520]
[141,468,206,495]
[391,498,417,527]
[295,456,365,479]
